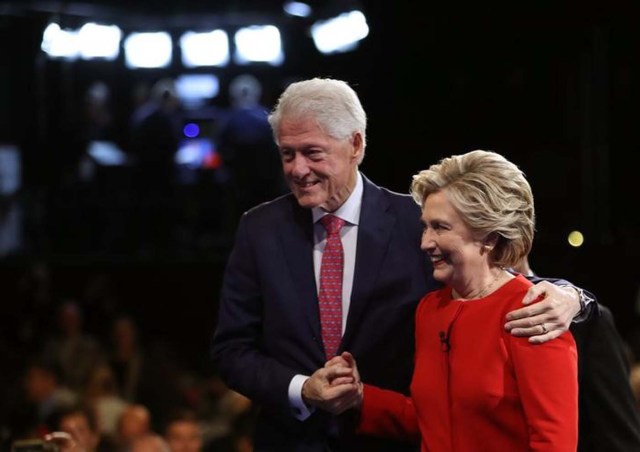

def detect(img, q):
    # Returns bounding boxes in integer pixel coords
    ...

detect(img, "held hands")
[504,281,581,344]
[302,352,363,415]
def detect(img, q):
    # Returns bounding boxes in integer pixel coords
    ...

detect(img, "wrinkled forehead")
[277,116,330,143]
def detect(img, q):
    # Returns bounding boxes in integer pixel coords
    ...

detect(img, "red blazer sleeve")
[510,331,579,451]
[357,384,421,443]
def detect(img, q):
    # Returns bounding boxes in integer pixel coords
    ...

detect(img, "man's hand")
[302,363,360,414]
[326,352,363,410]
[504,281,580,344]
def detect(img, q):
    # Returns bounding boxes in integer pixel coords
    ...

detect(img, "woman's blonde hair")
[410,150,535,268]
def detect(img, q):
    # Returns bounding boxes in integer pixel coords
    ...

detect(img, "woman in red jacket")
[334,150,578,451]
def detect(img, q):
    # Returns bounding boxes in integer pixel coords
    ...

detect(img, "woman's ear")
[483,232,500,252]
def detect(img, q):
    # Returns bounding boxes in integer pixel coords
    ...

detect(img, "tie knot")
[321,214,345,235]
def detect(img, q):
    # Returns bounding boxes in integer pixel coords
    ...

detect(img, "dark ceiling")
[0,0,370,28]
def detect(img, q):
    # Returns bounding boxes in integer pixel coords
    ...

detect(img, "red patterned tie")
[319,214,346,360]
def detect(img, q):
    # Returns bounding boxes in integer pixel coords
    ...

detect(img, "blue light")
[183,123,200,138]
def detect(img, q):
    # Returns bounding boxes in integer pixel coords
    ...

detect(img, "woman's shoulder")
[499,273,534,308]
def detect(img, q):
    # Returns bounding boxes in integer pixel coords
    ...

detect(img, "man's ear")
[351,132,364,161]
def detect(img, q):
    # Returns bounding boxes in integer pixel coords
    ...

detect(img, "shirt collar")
[312,172,363,226]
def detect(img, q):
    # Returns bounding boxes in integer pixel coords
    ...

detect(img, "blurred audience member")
[42,300,105,391]
[129,77,181,175]
[107,314,187,431]
[128,77,182,257]
[163,409,203,452]
[83,362,128,440]
[53,404,116,452]
[12,260,55,353]
[116,404,151,449]
[217,73,286,220]
[127,433,171,452]
[15,358,78,437]
[195,369,252,446]
[108,315,143,402]
[630,361,640,407]
[80,272,121,347]
[83,81,115,143]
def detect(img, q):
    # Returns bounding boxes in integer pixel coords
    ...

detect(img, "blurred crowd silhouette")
[6,73,286,263]
[1,260,256,451]
[0,73,288,450]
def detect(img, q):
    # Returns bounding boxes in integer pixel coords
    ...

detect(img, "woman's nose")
[420,228,435,251]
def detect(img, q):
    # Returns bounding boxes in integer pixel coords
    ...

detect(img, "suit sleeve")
[357,384,421,443]
[524,275,598,322]
[210,214,299,414]
[510,331,578,451]
[571,304,640,451]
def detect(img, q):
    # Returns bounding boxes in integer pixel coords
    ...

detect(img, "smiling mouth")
[295,180,319,189]
[430,254,446,265]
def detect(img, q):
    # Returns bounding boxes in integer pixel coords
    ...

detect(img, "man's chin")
[294,194,323,209]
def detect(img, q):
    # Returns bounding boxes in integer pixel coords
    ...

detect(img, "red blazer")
[359,275,578,451]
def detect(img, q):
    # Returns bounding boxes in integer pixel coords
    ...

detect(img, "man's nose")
[290,154,310,176]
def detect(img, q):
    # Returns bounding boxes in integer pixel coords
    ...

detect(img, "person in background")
[217,73,286,224]
[107,314,187,432]
[163,409,203,452]
[210,78,593,451]
[127,433,171,452]
[128,78,182,257]
[82,362,128,441]
[53,404,116,452]
[115,404,151,450]
[19,358,78,437]
[514,256,640,451]
[42,300,104,392]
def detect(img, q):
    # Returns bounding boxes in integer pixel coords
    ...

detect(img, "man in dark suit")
[514,258,640,451]
[573,304,640,451]
[211,78,587,451]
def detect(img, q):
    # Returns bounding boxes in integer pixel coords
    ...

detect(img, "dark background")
[0,1,639,370]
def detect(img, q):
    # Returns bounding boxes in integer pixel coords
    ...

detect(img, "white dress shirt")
[288,172,364,420]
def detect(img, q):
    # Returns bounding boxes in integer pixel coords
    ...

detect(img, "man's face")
[277,117,362,212]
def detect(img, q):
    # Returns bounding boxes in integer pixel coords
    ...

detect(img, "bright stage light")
[78,23,121,60]
[175,73,220,108]
[283,1,312,18]
[180,30,229,67]
[311,10,369,54]
[124,31,173,69]
[41,23,80,60]
[234,25,283,66]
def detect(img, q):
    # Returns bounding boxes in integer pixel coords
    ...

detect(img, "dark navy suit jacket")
[571,304,640,451]
[212,175,435,451]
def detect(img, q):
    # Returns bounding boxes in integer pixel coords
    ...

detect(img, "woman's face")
[420,191,487,287]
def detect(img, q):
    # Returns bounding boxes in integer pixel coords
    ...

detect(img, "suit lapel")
[341,176,395,348]
[279,198,323,343]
